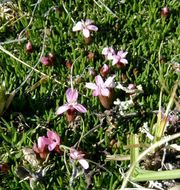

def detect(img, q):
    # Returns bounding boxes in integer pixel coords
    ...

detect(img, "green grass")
[0,0,179,189]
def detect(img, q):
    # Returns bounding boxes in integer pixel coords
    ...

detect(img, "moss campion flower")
[85,75,115,97]
[112,50,128,68]
[72,19,98,38]
[70,148,89,169]
[56,88,87,122]
[33,130,61,159]
[85,75,115,109]
[102,47,115,60]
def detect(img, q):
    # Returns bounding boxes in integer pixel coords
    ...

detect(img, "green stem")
[132,169,180,182]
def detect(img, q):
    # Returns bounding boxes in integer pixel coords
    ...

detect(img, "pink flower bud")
[127,84,136,90]
[100,64,110,77]
[161,6,169,17]
[41,56,50,66]
[25,41,33,53]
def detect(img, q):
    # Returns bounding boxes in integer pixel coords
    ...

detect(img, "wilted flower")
[56,88,87,122]
[40,53,55,66]
[112,50,128,68]
[100,64,110,77]
[70,148,89,169]
[72,19,98,38]
[102,47,115,60]
[85,75,115,109]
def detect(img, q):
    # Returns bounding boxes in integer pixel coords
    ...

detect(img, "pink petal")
[48,143,56,151]
[102,47,109,55]
[85,19,94,25]
[47,131,60,144]
[104,76,115,88]
[83,28,90,38]
[95,75,104,86]
[117,51,128,58]
[73,104,87,113]
[93,89,100,96]
[72,21,83,31]
[112,55,119,65]
[78,159,89,169]
[38,136,50,151]
[56,104,70,115]
[101,88,110,96]
[120,58,128,64]
[85,83,97,90]
[86,25,98,31]
[66,88,78,103]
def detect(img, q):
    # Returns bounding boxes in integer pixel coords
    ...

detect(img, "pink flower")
[72,19,98,38]
[112,50,128,66]
[70,148,89,169]
[33,130,61,159]
[85,75,115,97]
[56,88,87,115]
[46,130,61,151]
[102,47,115,60]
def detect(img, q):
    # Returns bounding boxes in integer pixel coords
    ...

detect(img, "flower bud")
[100,64,110,78]
[25,41,33,53]
[161,6,169,17]
[41,56,50,66]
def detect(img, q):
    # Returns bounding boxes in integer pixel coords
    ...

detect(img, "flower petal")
[117,51,128,58]
[85,19,94,25]
[78,159,89,169]
[120,58,128,64]
[86,25,98,31]
[93,89,100,96]
[101,88,110,96]
[83,28,90,38]
[104,76,115,88]
[95,75,104,86]
[66,88,78,103]
[72,21,83,31]
[56,104,70,115]
[85,82,97,90]
[73,104,87,113]
[47,131,60,145]
[48,143,56,151]
[112,55,120,65]
[38,136,50,151]
[102,47,109,55]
